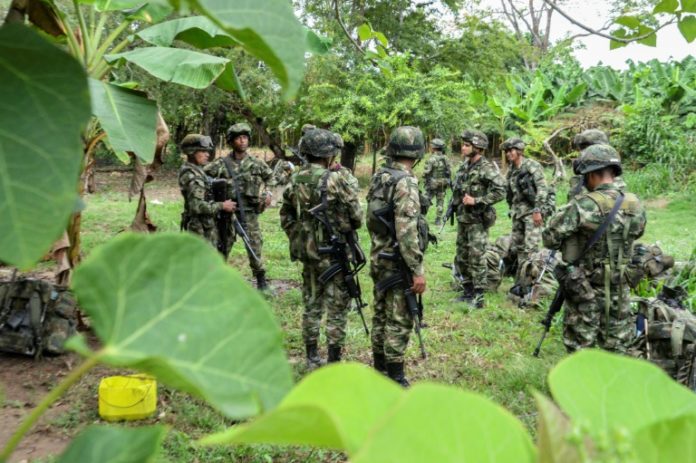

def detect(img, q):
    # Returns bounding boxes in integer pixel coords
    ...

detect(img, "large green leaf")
[190,0,306,99]
[678,16,696,42]
[88,79,158,163]
[352,384,536,463]
[535,392,586,463]
[0,23,90,269]
[71,233,293,419]
[105,47,230,89]
[653,0,679,13]
[564,83,588,105]
[203,363,403,453]
[633,414,696,463]
[683,0,696,13]
[549,350,696,434]
[79,0,173,22]
[137,16,238,48]
[56,425,166,463]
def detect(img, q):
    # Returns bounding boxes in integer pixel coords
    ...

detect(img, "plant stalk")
[0,355,100,462]
[73,0,91,65]
[88,20,131,72]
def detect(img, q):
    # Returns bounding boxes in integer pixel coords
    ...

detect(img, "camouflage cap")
[180,134,214,155]
[461,129,488,149]
[226,122,252,143]
[300,128,343,158]
[501,137,525,151]
[430,138,446,150]
[573,129,609,150]
[386,126,425,159]
[576,144,622,176]
[301,123,317,135]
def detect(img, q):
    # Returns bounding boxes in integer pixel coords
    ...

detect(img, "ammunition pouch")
[481,205,497,229]
[555,264,595,302]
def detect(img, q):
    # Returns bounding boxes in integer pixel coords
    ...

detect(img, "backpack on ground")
[0,278,77,357]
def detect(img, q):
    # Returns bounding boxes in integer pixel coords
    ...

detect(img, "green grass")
[68,163,696,462]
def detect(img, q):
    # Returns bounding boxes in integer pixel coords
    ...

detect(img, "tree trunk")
[341,140,358,172]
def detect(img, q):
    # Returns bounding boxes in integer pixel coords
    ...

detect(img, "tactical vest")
[367,167,429,252]
[288,166,330,262]
[0,279,77,357]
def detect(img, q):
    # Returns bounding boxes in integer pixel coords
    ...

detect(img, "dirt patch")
[646,197,670,209]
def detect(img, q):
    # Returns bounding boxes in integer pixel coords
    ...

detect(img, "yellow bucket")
[98,374,157,422]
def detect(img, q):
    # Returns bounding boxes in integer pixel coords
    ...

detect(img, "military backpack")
[0,278,77,357]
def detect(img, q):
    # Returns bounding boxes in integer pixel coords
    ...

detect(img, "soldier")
[367,126,429,386]
[543,144,647,354]
[279,129,363,368]
[422,138,452,226]
[568,129,626,200]
[178,134,236,248]
[451,130,505,307]
[205,123,275,291]
[502,137,549,299]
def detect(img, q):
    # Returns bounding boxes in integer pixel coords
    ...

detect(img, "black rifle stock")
[211,179,260,264]
[373,206,427,359]
[533,286,565,357]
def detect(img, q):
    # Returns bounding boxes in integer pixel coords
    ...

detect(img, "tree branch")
[540,0,675,43]
[333,0,366,57]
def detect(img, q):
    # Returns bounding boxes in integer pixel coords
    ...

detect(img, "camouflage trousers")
[510,213,542,285]
[183,216,220,251]
[427,187,447,223]
[301,263,351,347]
[455,222,488,291]
[214,216,236,258]
[242,210,265,275]
[371,266,414,363]
[563,282,635,354]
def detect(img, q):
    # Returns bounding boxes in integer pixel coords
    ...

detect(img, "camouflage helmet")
[300,128,343,158]
[461,129,488,149]
[430,138,446,151]
[226,122,252,143]
[575,144,622,176]
[573,129,609,150]
[180,134,214,155]
[301,123,317,135]
[386,126,425,159]
[501,137,525,151]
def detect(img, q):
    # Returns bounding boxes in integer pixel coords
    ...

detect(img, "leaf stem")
[88,20,131,73]
[73,0,91,65]
[47,0,82,60]
[0,355,100,462]
[91,12,109,54]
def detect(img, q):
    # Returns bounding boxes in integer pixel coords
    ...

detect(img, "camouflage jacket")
[273,159,294,186]
[178,162,221,233]
[506,157,548,219]
[204,152,274,210]
[543,183,647,272]
[452,156,505,223]
[367,161,425,276]
[333,165,360,195]
[568,174,627,201]
[280,163,362,263]
[423,153,451,190]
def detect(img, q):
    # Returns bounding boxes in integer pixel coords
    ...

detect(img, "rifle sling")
[222,156,247,222]
[580,192,625,259]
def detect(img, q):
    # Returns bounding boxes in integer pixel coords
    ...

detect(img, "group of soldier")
[178,121,646,386]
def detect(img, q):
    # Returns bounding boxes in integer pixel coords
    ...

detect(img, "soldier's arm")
[202,160,220,176]
[257,158,276,187]
[478,167,506,205]
[532,163,548,211]
[186,176,221,215]
[279,184,296,234]
[542,202,580,250]
[393,176,424,276]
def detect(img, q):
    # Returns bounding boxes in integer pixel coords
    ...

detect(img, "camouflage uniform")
[504,138,548,290]
[178,135,223,248]
[272,159,294,187]
[280,129,362,366]
[367,126,428,386]
[452,130,505,305]
[568,129,626,200]
[543,145,647,353]
[205,123,275,286]
[422,138,451,225]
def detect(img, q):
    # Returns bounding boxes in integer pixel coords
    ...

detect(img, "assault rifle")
[532,287,564,357]
[439,197,455,234]
[373,206,427,359]
[308,200,369,337]
[211,179,260,263]
[520,250,556,308]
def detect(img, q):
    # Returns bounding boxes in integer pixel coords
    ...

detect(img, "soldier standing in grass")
[280,129,363,368]
[205,123,275,291]
[422,138,451,226]
[451,130,505,307]
[367,126,430,386]
[543,145,646,353]
[178,134,236,248]
[502,137,549,299]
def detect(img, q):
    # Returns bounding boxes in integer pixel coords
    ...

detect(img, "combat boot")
[471,288,485,309]
[305,342,324,369]
[327,345,342,363]
[386,362,410,387]
[434,217,441,227]
[255,271,268,291]
[373,351,387,374]
[455,283,474,302]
